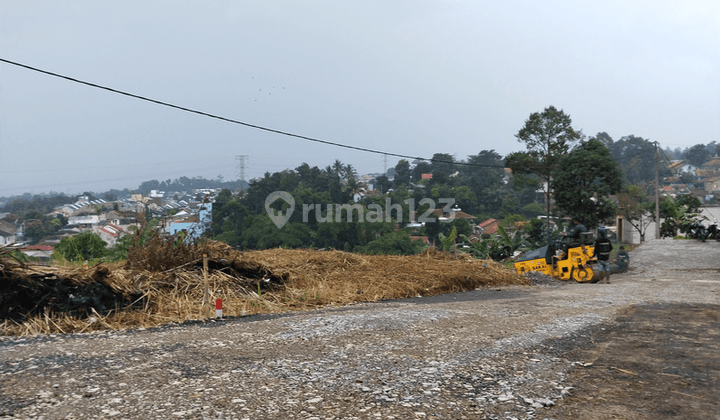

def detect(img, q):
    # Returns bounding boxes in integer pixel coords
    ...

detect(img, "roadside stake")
[216,298,222,319]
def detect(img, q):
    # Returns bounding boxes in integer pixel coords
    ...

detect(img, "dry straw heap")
[1,237,528,336]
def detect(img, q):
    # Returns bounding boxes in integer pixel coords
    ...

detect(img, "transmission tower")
[235,155,248,194]
[383,154,388,175]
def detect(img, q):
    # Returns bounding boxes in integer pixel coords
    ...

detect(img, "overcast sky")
[1,1,718,196]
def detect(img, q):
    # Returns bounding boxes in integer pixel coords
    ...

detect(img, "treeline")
[663,142,719,166]
[1,194,76,216]
[137,176,245,195]
[207,154,535,255]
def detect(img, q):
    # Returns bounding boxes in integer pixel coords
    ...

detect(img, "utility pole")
[654,142,660,239]
[235,155,248,194]
[383,154,388,175]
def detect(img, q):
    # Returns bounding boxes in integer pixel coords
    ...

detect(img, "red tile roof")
[22,245,54,251]
[478,218,497,228]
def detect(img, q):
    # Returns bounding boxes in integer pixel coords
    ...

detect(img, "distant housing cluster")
[0,188,223,260]
[663,157,720,202]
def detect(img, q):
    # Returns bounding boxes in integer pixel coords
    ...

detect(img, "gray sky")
[1,1,718,196]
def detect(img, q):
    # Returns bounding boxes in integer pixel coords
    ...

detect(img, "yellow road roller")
[514,232,599,283]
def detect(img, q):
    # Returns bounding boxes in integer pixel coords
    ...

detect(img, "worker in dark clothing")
[592,226,613,283]
[616,246,629,271]
[559,218,587,259]
[565,218,587,242]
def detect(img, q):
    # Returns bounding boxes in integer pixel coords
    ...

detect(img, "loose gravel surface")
[1,239,719,420]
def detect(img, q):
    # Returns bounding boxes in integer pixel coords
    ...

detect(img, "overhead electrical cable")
[0,58,504,169]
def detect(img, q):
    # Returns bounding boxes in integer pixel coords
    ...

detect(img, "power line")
[0,58,502,169]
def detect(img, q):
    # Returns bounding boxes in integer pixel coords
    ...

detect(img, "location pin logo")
[265,191,295,229]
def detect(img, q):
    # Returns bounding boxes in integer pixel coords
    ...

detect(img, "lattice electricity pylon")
[235,155,248,194]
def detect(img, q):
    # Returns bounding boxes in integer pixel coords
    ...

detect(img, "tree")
[460,150,505,214]
[411,160,433,185]
[393,159,411,188]
[506,106,583,243]
[240,215,313,250]
[107,234,133,262]
[212,200,250,248]
[603,135,662,184]
[437,226,458,253]
[684,144,711,167]
[552,139,623,229]
[314,220,362,251]
[357,231,425,255]
[593,132,614,148]
[374,175,392,194]
[656,196,703,237]
[54,232,108,261]
[429,153,456,185]
[710,141,720,157]
[616,184,653,242]
[676,195,702,214]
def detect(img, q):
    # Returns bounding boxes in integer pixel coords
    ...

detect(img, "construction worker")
[592,226,613,283]
[616,246,630,271]
[559,217,587,259]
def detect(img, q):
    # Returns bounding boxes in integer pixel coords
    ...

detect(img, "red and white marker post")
[215,298,223,319]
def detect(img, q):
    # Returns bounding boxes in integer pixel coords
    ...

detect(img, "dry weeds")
[1,239,528,336]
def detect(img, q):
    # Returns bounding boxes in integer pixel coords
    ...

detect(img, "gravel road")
[1,238,719,420]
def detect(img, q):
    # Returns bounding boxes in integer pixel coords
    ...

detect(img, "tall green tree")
[54,232,108,261]
[552,139,623,229]
[603,135,667,184]
[429,153,457,185]
[684,144,711,167]
[411,160,433,185]
[393,159,411,188]
[374,175,392,194]
[212,200,250,248]
[460,150,505,215]
[505,106,583,243]
[239,215,313,250]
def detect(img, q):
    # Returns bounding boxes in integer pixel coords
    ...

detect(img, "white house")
[67,214,101,226]
[0,220,18,246]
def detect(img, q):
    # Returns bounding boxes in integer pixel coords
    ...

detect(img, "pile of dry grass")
[1,240,528,336]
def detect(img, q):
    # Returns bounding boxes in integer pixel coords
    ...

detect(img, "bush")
[357,231,426,255]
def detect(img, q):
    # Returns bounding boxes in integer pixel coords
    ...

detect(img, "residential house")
[0,220,18,246]
[165,204,212,239]
[96,224,124,247]
[430,208,477,222]
[118,198,144,213]
[67,214,101,226]
[38,233,73,246]
[478,218,501,236]
[701,176,720,194]
[701,157,720,170]
[409,236,430,245]
[695,169,720,179]
[668,160,697,175]
[667,160,687,173]
[103,210,123,226]
[20,245,54,261]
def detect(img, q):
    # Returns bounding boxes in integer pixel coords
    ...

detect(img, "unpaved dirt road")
[1,238,719,420]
